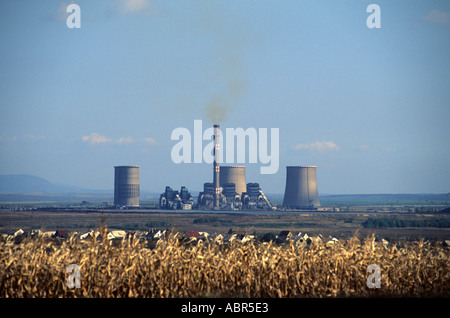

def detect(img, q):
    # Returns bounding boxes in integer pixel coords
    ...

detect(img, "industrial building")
[197,182,220,210]
[283,166,320,209]
[197,161,273,210]
[241,183,273,210]
[159,186,194,210]
[197,181,273,210]
[194,124,275,211]
[114,165,140,207]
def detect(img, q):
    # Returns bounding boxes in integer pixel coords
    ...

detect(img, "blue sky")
[0,0,449,194]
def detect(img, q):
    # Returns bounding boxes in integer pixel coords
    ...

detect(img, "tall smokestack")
[213,124,220,208]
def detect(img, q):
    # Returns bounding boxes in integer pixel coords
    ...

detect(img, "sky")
[0,0,449,195]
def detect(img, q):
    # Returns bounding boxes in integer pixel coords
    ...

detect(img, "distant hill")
[320,193,450,205]
[0,174,163,202]
[0,174,74,194]
[0,174,114,202]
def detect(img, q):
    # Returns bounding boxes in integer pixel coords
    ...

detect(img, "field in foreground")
[1,229,449,298]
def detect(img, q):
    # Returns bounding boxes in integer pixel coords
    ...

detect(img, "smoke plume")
[199,1,249,124]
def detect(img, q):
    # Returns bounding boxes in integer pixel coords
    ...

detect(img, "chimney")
[213,124,220,208]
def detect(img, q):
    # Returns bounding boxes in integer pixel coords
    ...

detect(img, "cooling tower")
[283,166,320,209]
[114,165,140,207]
[220,165,247,195]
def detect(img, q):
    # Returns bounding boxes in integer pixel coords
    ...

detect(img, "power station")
[114,126,323,211]
[160,124,274,211]
[114,165,140,207]
[282,166,320,209]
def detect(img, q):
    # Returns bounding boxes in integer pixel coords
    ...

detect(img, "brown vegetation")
[1,228,449,298]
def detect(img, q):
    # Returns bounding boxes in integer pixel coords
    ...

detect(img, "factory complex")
[114,124,321,212]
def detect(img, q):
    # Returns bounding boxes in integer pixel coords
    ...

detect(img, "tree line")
[363,217,450,229]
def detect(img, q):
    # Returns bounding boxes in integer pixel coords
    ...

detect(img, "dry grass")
[1,228,449,298]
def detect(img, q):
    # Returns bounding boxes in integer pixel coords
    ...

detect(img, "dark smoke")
[198,1,249,123]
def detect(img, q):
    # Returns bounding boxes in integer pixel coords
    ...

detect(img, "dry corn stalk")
[0,230,449,298]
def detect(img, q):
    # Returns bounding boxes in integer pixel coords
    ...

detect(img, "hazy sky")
[0,0,449,194]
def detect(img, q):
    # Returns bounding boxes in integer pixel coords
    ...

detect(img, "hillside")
[0,174,113,202]
[0,174,73,194]
[320,193,450,206]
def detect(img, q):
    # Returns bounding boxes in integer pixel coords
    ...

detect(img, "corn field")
[1,228,449,298]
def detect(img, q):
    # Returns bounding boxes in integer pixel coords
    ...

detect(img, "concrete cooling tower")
[220,165,247,195]
[283,166,320,209]
[114,165,140,207]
